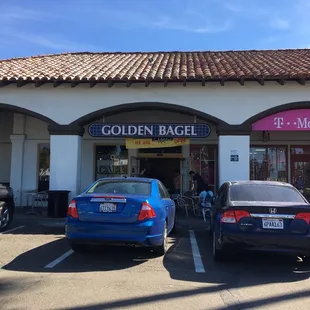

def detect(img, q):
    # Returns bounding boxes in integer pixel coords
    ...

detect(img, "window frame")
[37,143,50,191]
[86,180,151,195]
[249,145,288,182]
[158,181,170,199]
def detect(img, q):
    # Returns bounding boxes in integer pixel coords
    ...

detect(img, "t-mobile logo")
[274,117,284,128]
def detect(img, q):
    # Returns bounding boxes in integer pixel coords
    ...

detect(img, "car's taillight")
[295,213,310,225]
[220,210,250,223]
[138,202,156,221]
[67,200,79,219]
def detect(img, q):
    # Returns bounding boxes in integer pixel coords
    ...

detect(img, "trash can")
[47,190,71,218]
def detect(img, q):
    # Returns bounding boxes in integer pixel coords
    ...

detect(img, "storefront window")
[250,147,287,182]
[291,146,310,200]
[190,145,217,193]
[38,144,50,191]
[95,145,128,179]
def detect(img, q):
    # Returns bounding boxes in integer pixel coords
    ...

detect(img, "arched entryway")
[0,103,56,206]
[59,102,228,195]
[243,101,310,200]
[68,101,229,128]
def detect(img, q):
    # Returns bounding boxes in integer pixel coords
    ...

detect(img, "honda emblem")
[269,208,277,214]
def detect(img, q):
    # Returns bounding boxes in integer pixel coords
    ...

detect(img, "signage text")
[89,123,211,138]
[252,109,310,131]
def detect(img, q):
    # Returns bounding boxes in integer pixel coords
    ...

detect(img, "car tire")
[71,243,88,254]
[212,231,226,262]
[0,202,12,232]
[153,221,168,256]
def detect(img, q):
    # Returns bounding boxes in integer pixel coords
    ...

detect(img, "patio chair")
[176,196,189,217]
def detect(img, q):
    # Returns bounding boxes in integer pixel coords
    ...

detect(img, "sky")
[0,0,310,59]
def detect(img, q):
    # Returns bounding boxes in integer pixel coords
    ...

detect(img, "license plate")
[99,203,117,213]
[262,218,284,229]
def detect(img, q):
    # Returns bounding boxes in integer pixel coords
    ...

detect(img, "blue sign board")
[88,123,211,138]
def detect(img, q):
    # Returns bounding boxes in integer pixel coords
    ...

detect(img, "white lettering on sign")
[138,125,144,135]
[166,126,174,136]
[111,125,121,135]
[159,125,166,135]
[174,126,182,135]
[128,125,137,135]
[274,117,284,129]
[102,125,110,135]
[158,125,197,136]
[297,118,310,129]
[144,126,153,136]
[96,124,209,137]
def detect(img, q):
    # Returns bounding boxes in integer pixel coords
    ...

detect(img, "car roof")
[227,180,292,187]
[96,176,156,183]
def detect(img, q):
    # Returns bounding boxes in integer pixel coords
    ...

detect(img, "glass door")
[291,146,310,201]
[189,145,217,194]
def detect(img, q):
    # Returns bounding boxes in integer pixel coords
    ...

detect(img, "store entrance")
[139,158,180,193]
[291,146,310,201]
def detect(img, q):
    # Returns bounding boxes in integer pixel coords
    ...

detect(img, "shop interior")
[95,144,218,194]
[139,157,180,192]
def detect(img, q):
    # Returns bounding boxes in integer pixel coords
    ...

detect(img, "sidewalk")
[14,208,66,228]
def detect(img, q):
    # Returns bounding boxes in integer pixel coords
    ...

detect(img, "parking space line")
[1,225,25,234]
[189,230,205,273]
[44,249,74,269]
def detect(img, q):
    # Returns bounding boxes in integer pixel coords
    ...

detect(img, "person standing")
[189,170,206,195]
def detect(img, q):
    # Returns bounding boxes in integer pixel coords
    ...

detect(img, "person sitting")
[199,185,213,221]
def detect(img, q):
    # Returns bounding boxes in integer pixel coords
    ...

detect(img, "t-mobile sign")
[252,109,310,131]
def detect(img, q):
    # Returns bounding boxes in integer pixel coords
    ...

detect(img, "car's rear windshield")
[87,180,151,195]
[230,184,305,203]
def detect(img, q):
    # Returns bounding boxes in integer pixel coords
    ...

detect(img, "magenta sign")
[252,109,310,131]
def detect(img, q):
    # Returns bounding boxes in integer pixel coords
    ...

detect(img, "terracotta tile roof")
[1,49,310,85]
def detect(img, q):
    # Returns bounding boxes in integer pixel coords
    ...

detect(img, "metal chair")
[23,190,48,215]
[176,196,189,217]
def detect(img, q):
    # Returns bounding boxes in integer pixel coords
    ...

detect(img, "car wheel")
[0,202,12,232]
[213,231,226,262]
[153,221,168,256]
[71,243,88,254]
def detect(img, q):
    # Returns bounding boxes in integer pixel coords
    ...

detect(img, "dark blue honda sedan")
[65,177,176,256]
[210,181,310,262]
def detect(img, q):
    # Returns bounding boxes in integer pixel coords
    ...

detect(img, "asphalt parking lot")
[1,215,310,309]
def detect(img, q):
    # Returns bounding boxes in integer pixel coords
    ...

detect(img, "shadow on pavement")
[164,225,310,287]
[54,287,310,310]
[2,237,158,273]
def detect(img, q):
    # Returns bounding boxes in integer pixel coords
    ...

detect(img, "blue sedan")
[65,177,176,256]
[210,181,310,262]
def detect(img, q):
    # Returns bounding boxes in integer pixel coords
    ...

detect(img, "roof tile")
[1,49,310,83]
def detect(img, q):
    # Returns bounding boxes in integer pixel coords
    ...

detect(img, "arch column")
[217,125,252,186]
[48,124,85,201]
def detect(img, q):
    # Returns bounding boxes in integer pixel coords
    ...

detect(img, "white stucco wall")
[219,135,250,185]
[2,81,310,204]
[1,81,310,125]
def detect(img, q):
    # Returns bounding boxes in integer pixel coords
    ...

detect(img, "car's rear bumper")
[220,232,310,255]
[65,219,164,247]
